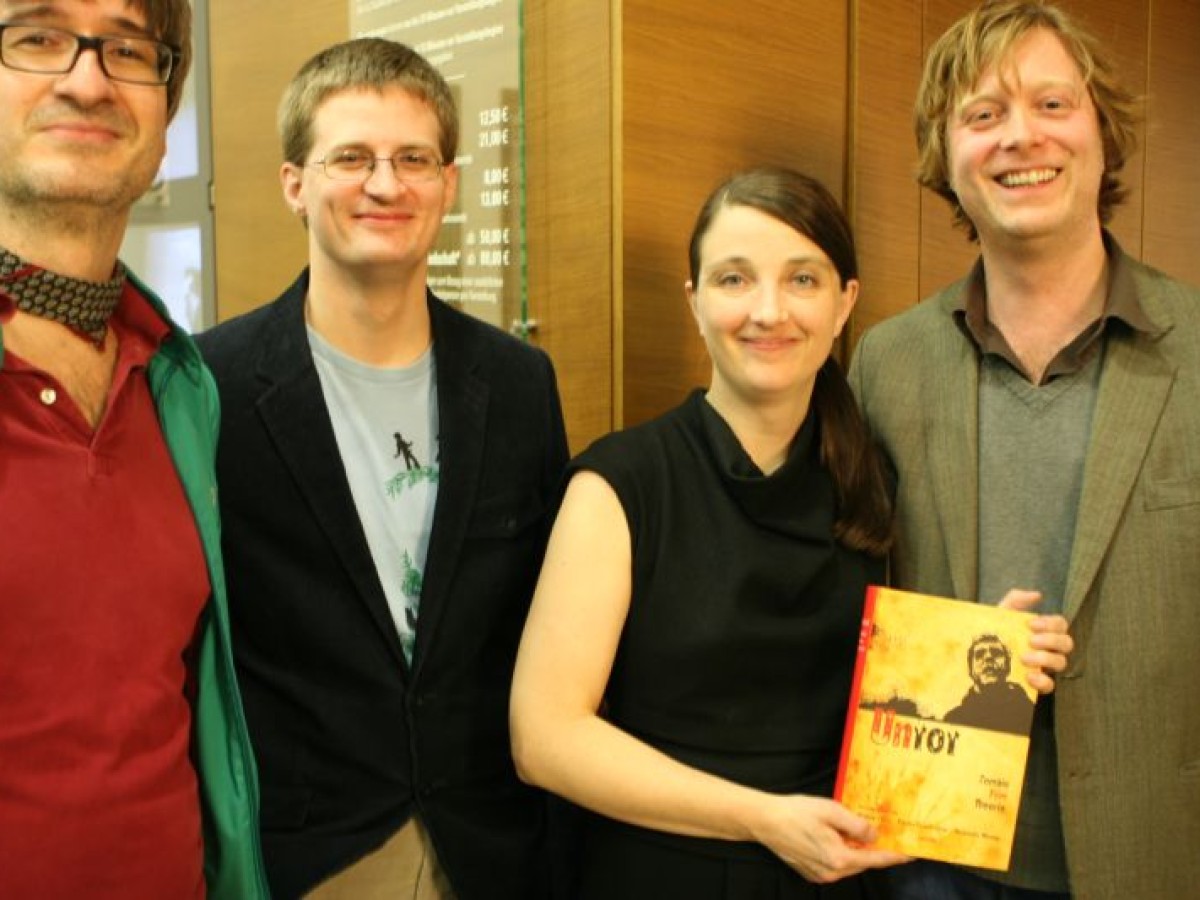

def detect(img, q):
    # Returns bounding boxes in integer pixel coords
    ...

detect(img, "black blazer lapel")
[252,272,408,670]
[409,298,489,677]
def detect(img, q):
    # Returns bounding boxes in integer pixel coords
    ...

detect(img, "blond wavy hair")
[914,1,1139,240]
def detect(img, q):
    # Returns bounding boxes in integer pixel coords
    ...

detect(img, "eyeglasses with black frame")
[0,24,178,86]
[310,146,445,184]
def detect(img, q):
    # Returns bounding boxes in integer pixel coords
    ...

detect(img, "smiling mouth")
[43,123,122,141]
[742,337,798,352]
[997,168,1060,188]
[356,212,415,222]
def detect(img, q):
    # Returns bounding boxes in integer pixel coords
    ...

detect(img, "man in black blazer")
[197,38,568,899]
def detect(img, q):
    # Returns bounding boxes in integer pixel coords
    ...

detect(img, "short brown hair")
[136,0,192,121]
[914,0,1139,240]
[277,38,458,167]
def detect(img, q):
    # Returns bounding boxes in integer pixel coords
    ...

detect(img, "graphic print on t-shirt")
[385,430,440,496]
[385,430,439,663]
[399,549,423,662]
[394,432,420,469]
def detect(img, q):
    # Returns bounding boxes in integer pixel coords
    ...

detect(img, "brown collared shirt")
[953,235,1161,382]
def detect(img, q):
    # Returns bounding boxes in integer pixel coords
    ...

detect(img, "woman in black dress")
[510,168,1061,899]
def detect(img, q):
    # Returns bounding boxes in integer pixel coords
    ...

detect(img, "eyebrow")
[323,141,440,156]
[707,254,831,268]
[4,3,155,37]
[960,73,1081,106]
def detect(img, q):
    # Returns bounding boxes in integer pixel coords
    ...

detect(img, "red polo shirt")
[0,287,208,898]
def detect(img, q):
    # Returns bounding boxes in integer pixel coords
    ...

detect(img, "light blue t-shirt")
[309,326,439,664]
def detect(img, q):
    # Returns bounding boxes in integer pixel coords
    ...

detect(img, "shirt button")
[39,387,57,405]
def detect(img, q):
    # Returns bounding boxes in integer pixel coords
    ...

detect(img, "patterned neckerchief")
[0,246,125,346]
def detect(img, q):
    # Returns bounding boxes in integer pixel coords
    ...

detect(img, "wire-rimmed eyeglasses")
[0,23,178,86]
[310,147,445,184]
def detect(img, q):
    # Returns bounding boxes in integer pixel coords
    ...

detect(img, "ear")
[440,162,460,215]
[834,277,860,337]
[281,162,306,219]
[685,280,703,334]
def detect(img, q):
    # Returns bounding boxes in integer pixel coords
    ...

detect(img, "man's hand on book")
[997,588,1074,695]
[750,794,909,883]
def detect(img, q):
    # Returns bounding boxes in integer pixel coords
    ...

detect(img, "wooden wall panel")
[620,0,850,426]
[523,0,616,452]
[849,0,924,347]
[210,2,346,321]
[1141,2,1200,286]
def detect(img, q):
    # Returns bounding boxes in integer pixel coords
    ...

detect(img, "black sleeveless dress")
[567,391,890,900]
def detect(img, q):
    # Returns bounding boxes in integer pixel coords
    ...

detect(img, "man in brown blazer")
[850,3,1200,899]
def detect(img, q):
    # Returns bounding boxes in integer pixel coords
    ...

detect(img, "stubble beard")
[0,101,163,230]
[0,148,161,236]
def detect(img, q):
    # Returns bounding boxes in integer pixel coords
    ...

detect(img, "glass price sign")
[352,0,526,332]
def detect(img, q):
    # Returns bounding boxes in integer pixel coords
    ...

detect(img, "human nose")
[749,284,788,326]
[361,159,415,196]
[53,45,117,103]
[998,105,1043,150]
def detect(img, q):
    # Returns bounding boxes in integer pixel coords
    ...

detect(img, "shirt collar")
[953,231,1161,380]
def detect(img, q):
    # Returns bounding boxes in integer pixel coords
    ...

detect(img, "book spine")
[833,584,880,801]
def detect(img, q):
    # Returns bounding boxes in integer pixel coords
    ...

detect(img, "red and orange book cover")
[834,586,1037,871]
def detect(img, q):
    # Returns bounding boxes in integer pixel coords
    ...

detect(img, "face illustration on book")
[969,636,1012,688]
[941,633,1034,736]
